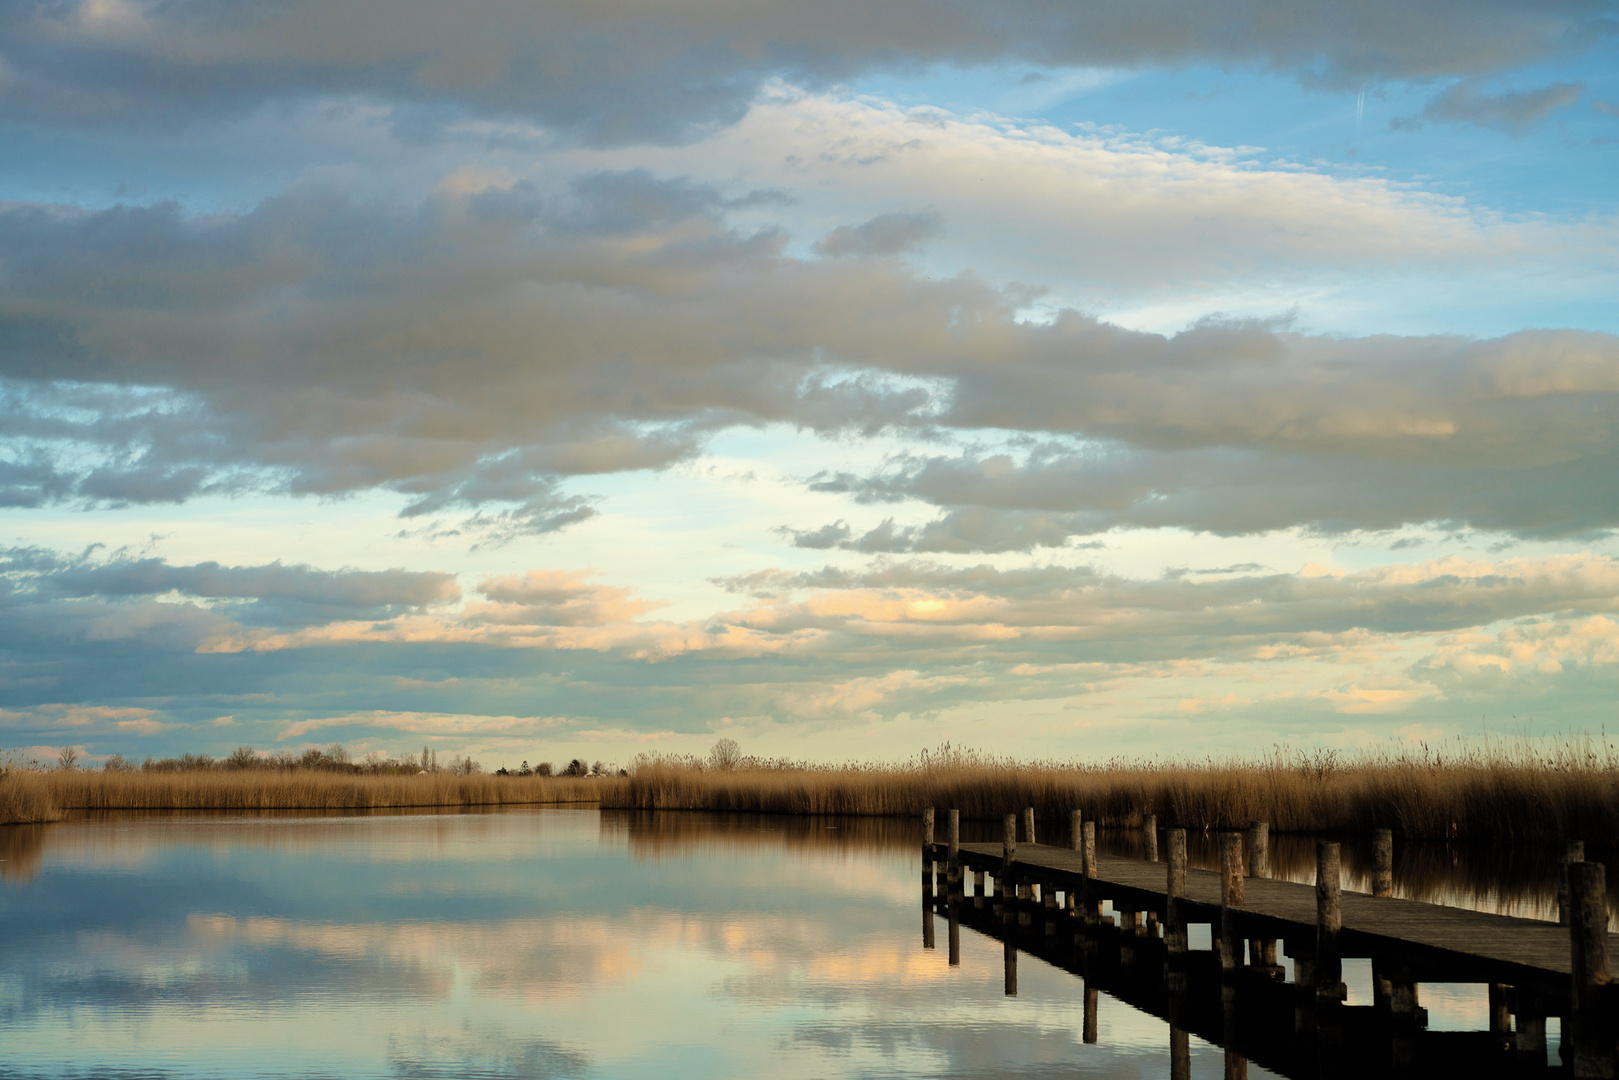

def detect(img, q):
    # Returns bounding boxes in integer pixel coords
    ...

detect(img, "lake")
[0,809,1572,1077]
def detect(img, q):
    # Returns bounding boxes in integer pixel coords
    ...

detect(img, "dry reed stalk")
[5,741,1617,843]
[35,770,627,816]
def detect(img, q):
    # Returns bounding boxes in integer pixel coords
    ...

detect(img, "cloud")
[0,0,1605,141]
[471,570,663,626]
[814,211,942,258]
[1397,78,1585,133]
[2,152,1617,540]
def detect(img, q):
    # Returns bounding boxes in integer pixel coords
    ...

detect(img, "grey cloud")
[779,521,852,549]
[1,547,459,626]
[814,211,942,258]
[7,178,1619,539]
[0,1,1607,142]
[1397,78,1585,133]
[735,554,1619,647]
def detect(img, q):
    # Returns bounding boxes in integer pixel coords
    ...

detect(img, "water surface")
[3,809,1277,1079]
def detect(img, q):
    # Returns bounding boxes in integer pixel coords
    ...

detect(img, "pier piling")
[1220,832,1244,974]
[1372,828,1394,899]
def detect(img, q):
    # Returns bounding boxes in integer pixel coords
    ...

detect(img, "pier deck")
[937,840,1615,999]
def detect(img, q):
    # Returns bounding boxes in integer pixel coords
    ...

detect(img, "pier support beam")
[1372,828,1394,898]
[1561,840,1586,927]
[946,809,960,893]
[1489,982,1512,1052]
[1220,832,1244,974]
[1023,806,1036,846]
[1568,860,1615,1078]
[1081,821,1100,924]
[921,806,935,897]
[1247,822,1276,970]
[1004,936,1017,996]
[973,869,985,911]
[1316,842,1345,1002]
[1143,814,1158,862]
[1167,828,1188,956]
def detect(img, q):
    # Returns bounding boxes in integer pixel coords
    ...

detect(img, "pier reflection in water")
[922,816,1607,1078]
[0,809,1593,1078]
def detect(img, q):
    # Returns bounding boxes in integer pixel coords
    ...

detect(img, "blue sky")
[3,0,1619,769]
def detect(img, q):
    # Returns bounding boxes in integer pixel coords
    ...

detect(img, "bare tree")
[57,746,79,771]
[709,738,740,771]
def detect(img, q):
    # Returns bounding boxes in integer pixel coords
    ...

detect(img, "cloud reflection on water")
[0,809,1268,1078]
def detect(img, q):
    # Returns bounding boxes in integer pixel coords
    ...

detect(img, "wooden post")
[1023,806,1036,845]
[1517,1007,1547,1064]
[948,890,960,966]
[922,806,935,897]
[1561,840,1586,927]
[1316,842,1344,1001]
[1143,813,1158,862]
[972,868,985,911]
[947,809,960,891]
[1082,986,1098,1043]
[1488,982,1511,1051]
[1367,827,1393,899]
[1568,860,1615,1077]
[1221,833,1244,973]
[1002,814,1018,926]
[1247,821,1276,970]
[1167,828,1188,955]
[1004,936,1017,996]
[1247,821,1269,878]
[1170,1025,1190,1080]
[1070,809,1083,850]
[1081,821,1100,922]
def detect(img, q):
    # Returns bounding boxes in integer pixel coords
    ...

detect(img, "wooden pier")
[920,809,1619,1077]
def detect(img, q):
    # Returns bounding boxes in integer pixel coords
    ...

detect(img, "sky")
[3,0,1619,770]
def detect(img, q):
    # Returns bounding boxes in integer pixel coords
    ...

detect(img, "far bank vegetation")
[3,738,1617,845]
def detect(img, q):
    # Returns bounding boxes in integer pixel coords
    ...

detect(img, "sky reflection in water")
[0,810,1274,1079]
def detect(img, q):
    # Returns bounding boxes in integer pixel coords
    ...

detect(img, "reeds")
[5,738,1617,844]
[609,740,1619,844]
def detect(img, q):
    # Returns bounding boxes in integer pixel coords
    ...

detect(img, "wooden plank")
[941,839,1618,993]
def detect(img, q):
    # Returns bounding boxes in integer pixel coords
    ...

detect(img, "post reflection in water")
[0,809,1295,1080]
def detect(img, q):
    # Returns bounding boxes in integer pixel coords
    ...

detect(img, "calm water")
[0,810,1573,1078]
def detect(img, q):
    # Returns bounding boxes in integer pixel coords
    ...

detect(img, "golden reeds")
[4,740,1616,843]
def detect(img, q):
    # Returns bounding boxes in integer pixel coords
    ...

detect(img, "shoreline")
[4,755,1616,843]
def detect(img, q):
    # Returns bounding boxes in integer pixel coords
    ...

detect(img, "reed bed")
[4,740,1617,844]
[0,770,625,824]
[610,742,1619,845]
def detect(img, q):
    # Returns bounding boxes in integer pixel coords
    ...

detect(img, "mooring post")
[1247,821,1276,970]
[1561,840,1586,927]
[1170,1025,1190,1080]
[1143,813,1158,862]
[1247,821,1269,878]
[1488,982,1512,1052]
[1081,821,1100,923]
[1167,829,1188,956]
[1002,813,1018,925]
[1067,810,1083,916]
[1370,830,1397,1010]
[947,808,961,893]
[1082,986,1098,1044]
[1220,832,1244,973]
[1004,936,1017,996]
[922,806,935,897]
[1023,806,1036,845]
[1372,828,1394,898]
[1568,860,1615,1077]
[1316,842,1345,1001]
[947,890,960,966]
